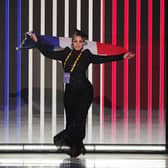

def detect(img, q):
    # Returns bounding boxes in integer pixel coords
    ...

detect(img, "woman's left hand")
[123,52,135,59]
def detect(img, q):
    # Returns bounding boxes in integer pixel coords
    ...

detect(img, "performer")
[29,29,135,157]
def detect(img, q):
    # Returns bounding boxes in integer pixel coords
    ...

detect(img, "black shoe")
[53,130,66,145]
[69,145,82,158]
[53,135,62,146]
[67,143,87,158]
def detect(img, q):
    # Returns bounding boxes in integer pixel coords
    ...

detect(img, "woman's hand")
[28,32,38,43]
[123,52,135,59]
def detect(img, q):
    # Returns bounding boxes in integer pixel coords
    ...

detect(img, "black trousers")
[54,81,93,147]
[64,82,93,145]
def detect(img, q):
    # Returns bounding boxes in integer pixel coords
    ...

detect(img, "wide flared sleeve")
[36,37,69,61]
[87,50,125,64]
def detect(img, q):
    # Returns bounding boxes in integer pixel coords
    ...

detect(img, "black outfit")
[36,40,124,157]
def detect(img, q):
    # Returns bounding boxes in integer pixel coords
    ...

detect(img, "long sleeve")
[88,50,125,64]
[36,39,68,61]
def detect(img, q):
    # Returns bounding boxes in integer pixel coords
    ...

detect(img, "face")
[72,35,85,51]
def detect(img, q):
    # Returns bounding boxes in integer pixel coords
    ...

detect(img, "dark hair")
[72,29,88,40]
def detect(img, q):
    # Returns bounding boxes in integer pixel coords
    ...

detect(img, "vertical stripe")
[140,1,148,113]
[148,0,152,143]
[57,0,64,129]
[21,0,29,143]
[52,0,57,138]
[32,0,41,142]
[28,0,33,142]
[64,0,69,37]
[100,0,105,143]
[112,0,117,143]
[112,0,117,44]
[0,0,5,120]
[116,0,124,144]
[140,0,148,142]
[0,0,164,145]
[64,0,69,128]
[16,0,21,138]
[128,0,136,143]
[40,0,45,142]
[124,0,129,143]
[93,0,100,131]
[44,0,52,141]
[159,0,165,141]
[81,0,89,141]
[4,0,9,140]
[104,0,112,127]
[88,0,93,143]
[152,0,160,144]
[136,0,141,142]
[45,0,52,127]
[9,0,17,141]
[77,0,81,29]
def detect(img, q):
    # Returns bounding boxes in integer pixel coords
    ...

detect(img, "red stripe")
[124,0,129,143]
[136,0,141,142]
[160,0,164,137]
[100,0,105,141]
[148,0,152,143]
[112,0,117,45]
[102,0,105,135]
[112,0,117,143]
[102,0,105,42]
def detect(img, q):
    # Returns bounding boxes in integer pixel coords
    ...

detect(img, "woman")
[30,29,135,157]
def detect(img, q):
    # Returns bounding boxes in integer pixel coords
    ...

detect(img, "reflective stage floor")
[0,102,165,144]
[0,153,167,168]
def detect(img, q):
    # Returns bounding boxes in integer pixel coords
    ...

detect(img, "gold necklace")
[64,51,82,72]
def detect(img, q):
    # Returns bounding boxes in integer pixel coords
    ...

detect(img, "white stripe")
[100,0,103,143]
[64,0,69,37]
[77,0,81,29]
[64,0,69,128]
[40,0,45,142]
[52,0,57,138]
[0,144,165,151]
[28,0,33,143]
[87,0,93,143]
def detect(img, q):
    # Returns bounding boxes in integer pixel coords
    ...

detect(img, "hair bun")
[73,28,88,39]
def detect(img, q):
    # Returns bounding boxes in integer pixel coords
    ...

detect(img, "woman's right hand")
[29,32,38,43]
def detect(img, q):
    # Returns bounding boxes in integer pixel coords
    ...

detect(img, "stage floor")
[0,153,167,167]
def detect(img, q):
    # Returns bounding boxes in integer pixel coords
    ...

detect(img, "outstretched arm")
[89,50,135,64]
[29,32,67,61]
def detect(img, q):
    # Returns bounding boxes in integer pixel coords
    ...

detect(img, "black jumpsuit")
[36,40,124,151]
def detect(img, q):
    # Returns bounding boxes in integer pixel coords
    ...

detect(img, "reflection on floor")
[0,102,165,144]
[0,153,167,168]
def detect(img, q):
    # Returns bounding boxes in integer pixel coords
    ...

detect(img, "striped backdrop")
[0,0,167,144]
